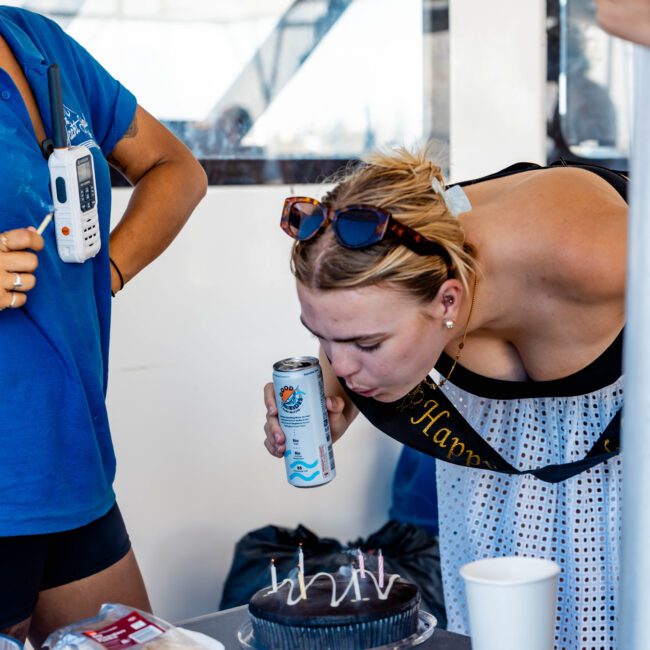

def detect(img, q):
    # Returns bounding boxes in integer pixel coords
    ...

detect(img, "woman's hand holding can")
[263,382,349,459]
[264,381,285,458]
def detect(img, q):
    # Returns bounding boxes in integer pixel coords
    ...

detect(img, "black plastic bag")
[219,523,344,610]
[219,519,446,629]
[352,520,446,629]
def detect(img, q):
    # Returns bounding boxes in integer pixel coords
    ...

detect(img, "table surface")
[181,605,471,650]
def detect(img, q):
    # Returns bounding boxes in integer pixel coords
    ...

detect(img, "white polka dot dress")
[434,331,623,650]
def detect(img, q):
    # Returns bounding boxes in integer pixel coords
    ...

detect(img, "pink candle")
[357,549,366,578]
[271,558,278,592]
[378,549,384,588]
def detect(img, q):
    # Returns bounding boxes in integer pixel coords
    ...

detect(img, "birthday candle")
[352,569,362,601]
[298,569,307,600]
[298,543,305,574]
[271,558,278,592]
[357,548,366,578]
[378,549,384,588]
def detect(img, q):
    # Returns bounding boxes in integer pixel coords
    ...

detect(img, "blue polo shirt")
[0,7,137,534]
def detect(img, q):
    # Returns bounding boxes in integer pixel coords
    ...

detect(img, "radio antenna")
[47,64,67,150]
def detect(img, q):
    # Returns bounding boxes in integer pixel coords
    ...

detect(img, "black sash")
[338,160,627,484]
[341,376,621,483]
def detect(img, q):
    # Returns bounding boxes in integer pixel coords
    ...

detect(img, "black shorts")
[0,503,131,628]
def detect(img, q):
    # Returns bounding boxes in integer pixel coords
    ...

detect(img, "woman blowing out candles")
[263,145,627,649]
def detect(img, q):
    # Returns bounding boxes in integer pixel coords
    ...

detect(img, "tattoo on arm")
[123,114,139,139]
[106,114,139,178]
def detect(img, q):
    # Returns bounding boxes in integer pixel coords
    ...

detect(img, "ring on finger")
[9,292,18,308]
[13,273,23,289]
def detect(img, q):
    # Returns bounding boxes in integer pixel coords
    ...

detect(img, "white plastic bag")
[44,604,207,650]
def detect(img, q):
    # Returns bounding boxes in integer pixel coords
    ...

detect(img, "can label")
[273,357,336,488]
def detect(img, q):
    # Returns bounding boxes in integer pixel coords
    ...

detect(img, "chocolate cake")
[248,570,420,649]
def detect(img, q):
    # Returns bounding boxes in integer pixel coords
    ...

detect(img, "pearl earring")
[445,320,455,330]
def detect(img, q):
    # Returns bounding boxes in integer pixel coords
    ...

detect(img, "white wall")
[449,0,547,180]
[107,185,402,622]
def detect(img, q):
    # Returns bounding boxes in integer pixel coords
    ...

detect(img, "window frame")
[546,0,629,172]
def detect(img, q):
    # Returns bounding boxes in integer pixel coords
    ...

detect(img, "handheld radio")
[47,64,100,263]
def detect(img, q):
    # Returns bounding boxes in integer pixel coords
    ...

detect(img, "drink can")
[272,356,336,488]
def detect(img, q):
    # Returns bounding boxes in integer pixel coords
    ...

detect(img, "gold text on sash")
[410,399,495,469]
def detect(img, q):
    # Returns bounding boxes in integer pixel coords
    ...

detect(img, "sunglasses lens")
[336,209,382,247]
[287,201,326,240]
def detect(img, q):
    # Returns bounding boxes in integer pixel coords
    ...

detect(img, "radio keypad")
[79,183,96,212]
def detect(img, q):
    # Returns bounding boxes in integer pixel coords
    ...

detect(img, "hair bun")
[412,159,441,178]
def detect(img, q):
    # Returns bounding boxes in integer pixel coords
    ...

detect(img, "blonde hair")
[290,144,477,303]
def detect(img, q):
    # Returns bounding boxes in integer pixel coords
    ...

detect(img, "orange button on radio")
[61,226,70,236]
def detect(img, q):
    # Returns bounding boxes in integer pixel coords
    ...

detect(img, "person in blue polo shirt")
[0,6,207,645]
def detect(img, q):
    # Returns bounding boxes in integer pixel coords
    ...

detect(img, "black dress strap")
[453,161,544,187]
[450,159,628,202]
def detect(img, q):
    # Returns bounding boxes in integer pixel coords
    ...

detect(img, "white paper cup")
[460,556,560,650]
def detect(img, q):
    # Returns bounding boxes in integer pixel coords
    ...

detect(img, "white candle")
[298,544,305,574]
[378,549,384,588]
[358,549,365,578]
[352,569,362,601]
[298,569,307,600]
[271,559,278,592]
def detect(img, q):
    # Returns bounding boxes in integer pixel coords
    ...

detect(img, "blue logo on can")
[279,385,305,413]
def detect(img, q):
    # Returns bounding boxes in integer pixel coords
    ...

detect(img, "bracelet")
[109,256,125,297]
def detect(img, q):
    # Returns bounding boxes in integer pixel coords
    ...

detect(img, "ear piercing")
[444,295,454,305]
[445,320,455,329]
[433,275,478,390]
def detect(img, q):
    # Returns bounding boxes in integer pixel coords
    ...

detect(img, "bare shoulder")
[525,167,626,299]
[462,166,626,379]
[473,166,627,302]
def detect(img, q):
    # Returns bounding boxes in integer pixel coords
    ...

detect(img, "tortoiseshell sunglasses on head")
[280,196,452,263]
